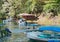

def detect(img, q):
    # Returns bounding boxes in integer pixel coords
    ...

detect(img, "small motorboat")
[27,26,60,42]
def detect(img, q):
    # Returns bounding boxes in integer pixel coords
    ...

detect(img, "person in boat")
[18,18,28,26]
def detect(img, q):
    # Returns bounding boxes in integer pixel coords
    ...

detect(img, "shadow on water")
[2,34,11,38]
[28,39,47,42]
[0,34,11,42]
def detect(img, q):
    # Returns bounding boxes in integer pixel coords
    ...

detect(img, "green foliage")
[22,0,44,14]
[43,0,60,13]
[0,0,3,7]
[0,0,10,18]
[1,0,60,17]
[24,0,36,13]
[0,20,3,24]
[0,0,44,18]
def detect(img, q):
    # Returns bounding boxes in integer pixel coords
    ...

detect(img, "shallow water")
[0,21,40,42]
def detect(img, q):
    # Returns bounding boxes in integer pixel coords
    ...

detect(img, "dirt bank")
[37,14,60,25]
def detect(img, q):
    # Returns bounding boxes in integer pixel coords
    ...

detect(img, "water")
[0,21,40,42]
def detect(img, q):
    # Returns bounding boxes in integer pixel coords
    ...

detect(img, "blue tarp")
[39,26,60,32]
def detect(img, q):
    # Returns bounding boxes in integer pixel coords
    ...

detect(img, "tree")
[1,0,45,18]
[43,0,60,18]
[0,0,4,18]
[43,0,60,13]
[24,0,44,14]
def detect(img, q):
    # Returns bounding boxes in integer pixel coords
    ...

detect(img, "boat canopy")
[39,26,60,32]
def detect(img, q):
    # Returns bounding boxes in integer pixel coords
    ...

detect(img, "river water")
[0,21,40,42]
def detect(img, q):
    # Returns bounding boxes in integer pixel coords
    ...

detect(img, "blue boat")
[27,26,60,42]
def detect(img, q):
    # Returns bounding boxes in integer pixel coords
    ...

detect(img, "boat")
[27,26,60,42]
[18,13,38,20]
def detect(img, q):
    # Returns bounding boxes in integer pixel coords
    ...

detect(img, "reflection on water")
[0,21,40,42]
[0,33,29,42]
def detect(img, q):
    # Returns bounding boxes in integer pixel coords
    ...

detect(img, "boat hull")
[27,32,60,42]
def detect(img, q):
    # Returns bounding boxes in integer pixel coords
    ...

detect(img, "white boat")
[26,26,60,42]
